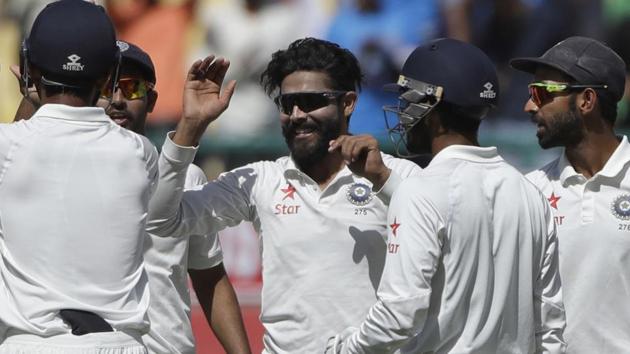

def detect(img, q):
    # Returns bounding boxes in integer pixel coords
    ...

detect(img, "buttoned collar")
[283,155,354,186]
[428,144,503,167]
[32,103,111,123]
[557,135,630,185]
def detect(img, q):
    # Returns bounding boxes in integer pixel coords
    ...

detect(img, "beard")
[405,119,432,155]
[536,96,584,149]
[282,116,343,169]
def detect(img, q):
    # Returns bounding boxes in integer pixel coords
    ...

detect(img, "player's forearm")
[147,133,196,237]
[172,118,207,147]
[190,266,251,354]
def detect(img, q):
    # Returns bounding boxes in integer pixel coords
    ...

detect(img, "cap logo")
[62,54,84,72]
[480,82,496,99]
[116,41,129,52]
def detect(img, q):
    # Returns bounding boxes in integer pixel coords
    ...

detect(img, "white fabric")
[526,135,630,354]
[147,134,422,354]
[142,164,222,354]
[0,331,145,354]
[333,145,566,354]
[0,104,158,339]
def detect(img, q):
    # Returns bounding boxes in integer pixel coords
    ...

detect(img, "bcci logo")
[346,182,373,206]
[62,54,84,72]
[612,194,630,220]
[480,82,496,99]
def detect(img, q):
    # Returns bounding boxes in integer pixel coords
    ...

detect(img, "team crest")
[611,194,630,220]
[346,182,373,206]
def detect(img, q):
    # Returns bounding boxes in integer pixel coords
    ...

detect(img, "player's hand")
[175,55,236,146]
[10,64,40,121]
[329,134,391,191]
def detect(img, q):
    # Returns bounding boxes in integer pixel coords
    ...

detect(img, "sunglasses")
[274,91,346,115]
[101,78,154,100]
[528,81,608,107]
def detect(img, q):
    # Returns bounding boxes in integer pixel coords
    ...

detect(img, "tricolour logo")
[346,182,373,206]
[612,194,630,220]
[62,54,84,72]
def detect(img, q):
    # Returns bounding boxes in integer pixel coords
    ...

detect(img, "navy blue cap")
[510,36,626,102]
[27,0,117,86]
[386,38,499,108]
[116,40,156,84]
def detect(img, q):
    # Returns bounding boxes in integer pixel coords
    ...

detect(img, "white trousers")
[0,331,146,354]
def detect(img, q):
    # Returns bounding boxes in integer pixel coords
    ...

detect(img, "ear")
[577,88,597,115]
[146,89,158,113]
[342,91,358,119]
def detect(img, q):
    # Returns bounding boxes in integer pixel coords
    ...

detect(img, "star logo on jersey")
[548,192,561,210]
[612,194,630,220]
[390,218,400,237]
[281,184,296,200]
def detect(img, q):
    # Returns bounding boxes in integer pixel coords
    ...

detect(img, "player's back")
[399,145,560,353]
[0,104,157,336]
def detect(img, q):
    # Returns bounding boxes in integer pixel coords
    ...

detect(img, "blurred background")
[1,0,630,352]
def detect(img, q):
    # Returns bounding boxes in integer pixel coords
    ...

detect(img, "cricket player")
[0,1,156,352]
[147,38,422,353]
[98,40,251,354]
[327,38,566,353]
[511,36,630,353]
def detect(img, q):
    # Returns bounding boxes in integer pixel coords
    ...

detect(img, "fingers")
[9,65,21,80]
[329,135,377,164]
[219,80,237,109]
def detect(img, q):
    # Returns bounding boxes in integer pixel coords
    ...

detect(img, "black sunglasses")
[274,91,346,115]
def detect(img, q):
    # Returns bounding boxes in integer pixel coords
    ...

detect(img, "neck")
[41,95,92,107]
[431,131,479,156]
[565,129,619,179]
[300,152,346,189]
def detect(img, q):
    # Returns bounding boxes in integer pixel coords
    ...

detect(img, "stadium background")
[1,0,629,352]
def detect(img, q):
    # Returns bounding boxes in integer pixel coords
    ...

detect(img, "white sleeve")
[535,199,566,354]
[376,154,423,205]
[335,181,443,353]
[187,234,223,269]
[141,135,159,198]
[147,133,256,238]
[184,164,223,270]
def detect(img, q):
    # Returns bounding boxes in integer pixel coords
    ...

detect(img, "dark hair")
[594,89,618,124]
[260,37,363,96]
[436,102,483,134]
[38,69,105,104]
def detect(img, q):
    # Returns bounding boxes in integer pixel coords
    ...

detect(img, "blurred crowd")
[1,0,630,163]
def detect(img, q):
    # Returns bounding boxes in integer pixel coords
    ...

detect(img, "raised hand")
[174,56,237,146]
[329,134,391,190]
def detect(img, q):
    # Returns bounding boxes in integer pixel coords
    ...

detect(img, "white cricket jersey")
[148,134,422,354]
[526,135,630,353]
[335,145,566,354]
[143,164,223,354]
[0,104,158,337]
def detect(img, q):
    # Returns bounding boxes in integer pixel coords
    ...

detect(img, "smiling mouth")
[292,127,317,138]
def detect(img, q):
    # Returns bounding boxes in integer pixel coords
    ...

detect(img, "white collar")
[33,104,110,123]
[428,144,503,167]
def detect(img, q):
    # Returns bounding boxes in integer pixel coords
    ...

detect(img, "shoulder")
[185,164,208,188]
[525,157,560,189]
[380,152,423,177]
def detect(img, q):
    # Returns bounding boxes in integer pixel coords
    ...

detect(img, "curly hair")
[260,37,363,96]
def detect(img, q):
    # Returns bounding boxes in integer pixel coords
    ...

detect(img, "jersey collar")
[32,103,111,123]
[557,135,630,184]
[428,144,503,167]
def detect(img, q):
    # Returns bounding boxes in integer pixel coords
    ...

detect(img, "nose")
[289,104,307,122]
[111,88,125,107]
[524,98,537,116]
